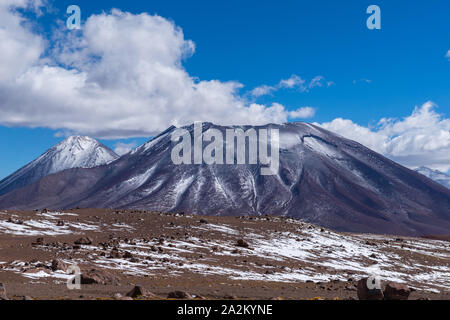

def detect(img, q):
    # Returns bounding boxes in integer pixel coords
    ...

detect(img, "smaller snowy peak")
[37,136,119,172]
[34,136,120,170]
[0,136,119,196]
[415,167,450,189]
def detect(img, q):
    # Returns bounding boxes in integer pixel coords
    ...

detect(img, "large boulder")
[357,277,384,300]
[0,283,8,300]
[236,239,249,248]
[74,237,93,245]
[80,269,120,285]
[383,282,411,300]
[167,291,193,299]
[51,259,68,272]
[126,285,156,299]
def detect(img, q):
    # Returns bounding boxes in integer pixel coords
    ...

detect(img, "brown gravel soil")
[0,209,449,300]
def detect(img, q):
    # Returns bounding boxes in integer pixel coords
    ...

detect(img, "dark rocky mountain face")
[0,123,449,236]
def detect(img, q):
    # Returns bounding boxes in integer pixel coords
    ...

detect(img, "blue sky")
[0,0,449,178]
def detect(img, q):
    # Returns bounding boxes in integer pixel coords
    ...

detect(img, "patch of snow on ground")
[0,217,99,236]
[37,212,78,219]
[303,136,341,158]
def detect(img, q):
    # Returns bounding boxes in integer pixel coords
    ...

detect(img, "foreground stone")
[32,237,44,246]
[51,259,68,272]
[384,282,411,300]
[236,239,249,248]
[126,285,156,299]
[167,291,193,299]
[80,269,120,285]
[0,283,8,300]
[74,237,93,245]
[357,278,384,300]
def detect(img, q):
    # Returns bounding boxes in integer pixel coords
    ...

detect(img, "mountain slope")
[0,136,119,196]
[415,167,450,189]
[0,123,449,236]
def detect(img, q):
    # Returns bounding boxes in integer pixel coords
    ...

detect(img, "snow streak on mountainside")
[415,167,450,189]
[0,123,449,236]
[0,136,119,196]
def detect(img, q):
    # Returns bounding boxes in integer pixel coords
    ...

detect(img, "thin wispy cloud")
[352,79,372,85]
[250,75,333,98]
[279,75,306,89]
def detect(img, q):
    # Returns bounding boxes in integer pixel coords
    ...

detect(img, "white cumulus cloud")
[0,3,309,139]
[289,107,316,119]
[114,142,138,156]
[318,102,450,172]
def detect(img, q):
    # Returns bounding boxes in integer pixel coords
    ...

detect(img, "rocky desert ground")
[0,209,449,300]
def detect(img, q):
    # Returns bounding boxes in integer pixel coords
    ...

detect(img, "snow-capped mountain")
[415,167,450,189]
[0,123,449,236]
[0,136,119,196]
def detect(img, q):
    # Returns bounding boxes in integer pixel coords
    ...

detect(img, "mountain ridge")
[0,123,449,236]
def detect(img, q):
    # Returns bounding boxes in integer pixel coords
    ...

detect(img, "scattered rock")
[74,237,93,245]
[123,251,133,259]
[109,248,122,259]
[51,259,68,272]
[167,291,193,299]
[126,285,156,299]
[80,269,120,285]
[0,283,8,300]
[7,217,23,225]
[236,239,249,248]
[357,278,384,300]
[32,238,44,246]
[383,282,411,300]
